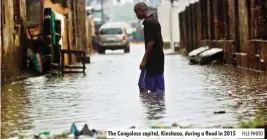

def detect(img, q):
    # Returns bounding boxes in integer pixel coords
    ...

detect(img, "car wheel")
[124,45,130,53]
[99,48,105,54]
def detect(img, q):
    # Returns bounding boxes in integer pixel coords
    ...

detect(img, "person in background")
[134,2,165,94]
[92,30,100,51]
[132,27,137,42]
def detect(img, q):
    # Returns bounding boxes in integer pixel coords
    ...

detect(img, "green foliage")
[237,105,266,128]
[163,42,171,49]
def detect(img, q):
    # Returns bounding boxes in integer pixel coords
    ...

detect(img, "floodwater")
[1,43,267,138]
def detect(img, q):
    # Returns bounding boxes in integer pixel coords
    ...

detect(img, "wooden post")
[61,51,64,73]
[83,51,86,73]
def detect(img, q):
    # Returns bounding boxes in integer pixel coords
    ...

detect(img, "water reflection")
[1,46,267,138]
[139,93,165,120]
[1,81,33,138]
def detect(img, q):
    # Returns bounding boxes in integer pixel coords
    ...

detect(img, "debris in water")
[213,111,226,114]
[237,102,243,106]
[215,125,222,128]
[40,131,50,135]
[171,123,179,128]
[80,124,93,136]
[222,126,234,128]
[151,123,171,129]
[70,123,80,138]
[227,91,233,97]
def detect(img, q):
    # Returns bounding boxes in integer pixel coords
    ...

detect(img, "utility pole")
[170,1,173,49]
[101,0,104,23]
[170,0,178,49]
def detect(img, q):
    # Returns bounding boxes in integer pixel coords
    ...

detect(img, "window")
[100,28,123,35]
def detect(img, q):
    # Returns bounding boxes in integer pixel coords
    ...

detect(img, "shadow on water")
[139,93,166,120]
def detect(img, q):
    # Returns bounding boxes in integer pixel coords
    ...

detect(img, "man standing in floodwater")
[134,2,165,94]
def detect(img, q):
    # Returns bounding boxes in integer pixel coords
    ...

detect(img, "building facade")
[179,0,267,71]
[1,0,92,84]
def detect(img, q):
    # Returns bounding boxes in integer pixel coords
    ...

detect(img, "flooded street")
[1,43,267,138]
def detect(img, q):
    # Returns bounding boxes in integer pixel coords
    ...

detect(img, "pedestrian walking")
[134,2,165,94]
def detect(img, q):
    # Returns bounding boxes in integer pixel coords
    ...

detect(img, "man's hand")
[140,59,146,70]
[140,41,153,70]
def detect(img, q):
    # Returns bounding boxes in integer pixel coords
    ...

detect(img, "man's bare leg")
[139,88,148,94]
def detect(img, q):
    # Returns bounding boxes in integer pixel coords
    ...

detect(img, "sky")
[87,0,199,22]
[87,0,198,11]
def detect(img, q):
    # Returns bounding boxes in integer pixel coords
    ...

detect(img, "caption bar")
[107,129,265,139]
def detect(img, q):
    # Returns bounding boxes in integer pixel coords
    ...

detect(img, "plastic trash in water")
[213,111,226,114]
[172,123,179,128]
[151,124,171,129]
[54,132,69,139]
[70,123,80,138]
[163,126,172,129]
[151,125,161,129]
[129,126,136,129]
[227,91,233,97]
[67,134,75,139]
[40,131,50,135]
[80,124,93,136]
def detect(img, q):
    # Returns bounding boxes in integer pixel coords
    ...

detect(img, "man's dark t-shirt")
[143,14,164,74]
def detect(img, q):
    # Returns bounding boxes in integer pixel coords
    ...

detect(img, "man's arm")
[142,22,156,61]
[140,22,156,70]
[142,41,154,61]
[140,41,154,70]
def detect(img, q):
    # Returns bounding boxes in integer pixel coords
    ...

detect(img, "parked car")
[98,23,130,54]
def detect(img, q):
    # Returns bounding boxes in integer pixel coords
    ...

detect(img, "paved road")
[1,43,267,138]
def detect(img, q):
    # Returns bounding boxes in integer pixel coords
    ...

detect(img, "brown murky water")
[1,44,267,138]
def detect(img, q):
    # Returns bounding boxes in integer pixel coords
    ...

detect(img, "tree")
[170,0,178,5]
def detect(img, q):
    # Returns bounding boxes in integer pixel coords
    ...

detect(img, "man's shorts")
[138,70,165,93]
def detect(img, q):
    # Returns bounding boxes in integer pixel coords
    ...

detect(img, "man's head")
[134,2,149,20]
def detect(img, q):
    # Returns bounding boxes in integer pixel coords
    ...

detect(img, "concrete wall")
[171,6,180,45]
[157,4,171,43]
[179,0,267,72]
[1,0,27,83]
